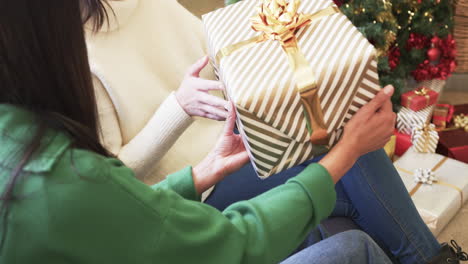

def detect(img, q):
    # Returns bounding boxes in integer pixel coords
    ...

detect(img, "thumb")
[361,85,394,114]
[186,56,210,78]
[223,102,236,136]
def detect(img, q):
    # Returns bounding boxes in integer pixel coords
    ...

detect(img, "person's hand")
[319,85,395,183]
[192,102,250,194]
[176,56,229,121]
[340,85,396,157]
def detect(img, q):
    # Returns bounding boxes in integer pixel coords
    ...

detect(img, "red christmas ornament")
[388,46,401,70]
[427,48,441,61]
[411,34,457,82]
[406,33,430,50]
[431,36,441,46]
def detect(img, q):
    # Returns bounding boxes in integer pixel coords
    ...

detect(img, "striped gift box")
[397,106,434,135]
[411,123,439,153]
[202,0,381,178]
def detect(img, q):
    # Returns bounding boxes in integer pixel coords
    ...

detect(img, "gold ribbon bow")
[397,157,464,207]
[406,87,431,109]
[414,87,428,96]
[216,0,339,145]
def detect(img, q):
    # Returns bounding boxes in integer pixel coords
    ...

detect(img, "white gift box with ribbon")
[394,148,468,236]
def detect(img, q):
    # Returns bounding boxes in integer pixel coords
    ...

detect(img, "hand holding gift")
[320,85,396,182]
[341,85,396,157]
[192,103,250,194]
[176,56,229,121]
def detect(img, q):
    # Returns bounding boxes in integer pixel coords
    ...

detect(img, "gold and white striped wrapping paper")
[411,124,439,153]
[397,106,434,135]
[202,0,381,178]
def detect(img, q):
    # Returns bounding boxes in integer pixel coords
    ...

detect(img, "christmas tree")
[335,0,403,105]
[390,0,456,82]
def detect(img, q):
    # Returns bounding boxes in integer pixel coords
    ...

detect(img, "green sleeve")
[151,166,201,201]
[62,152,335,264]
[157,163,336,264]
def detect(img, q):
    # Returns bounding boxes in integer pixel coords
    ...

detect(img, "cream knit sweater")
[86,0,223,184]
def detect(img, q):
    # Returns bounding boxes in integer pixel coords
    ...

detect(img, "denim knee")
[337,230,373,244]
[335,230,380,254]
[281,230,392,264]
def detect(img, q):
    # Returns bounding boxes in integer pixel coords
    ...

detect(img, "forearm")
[118,92,193,177]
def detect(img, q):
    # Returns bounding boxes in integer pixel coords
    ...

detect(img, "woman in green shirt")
[0,1,464,264]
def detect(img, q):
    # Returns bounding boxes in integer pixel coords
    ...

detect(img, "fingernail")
[383,85,394,95]
[224,102,230,111]
[219,84,225,90]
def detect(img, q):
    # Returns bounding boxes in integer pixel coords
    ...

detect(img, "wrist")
[174,90,189,115]
[335,139,361,162]
[192,154,220,195]
[319,141,359,183]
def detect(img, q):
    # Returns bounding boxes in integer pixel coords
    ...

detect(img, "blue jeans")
[205,149,441,264]
[281,230,392,264]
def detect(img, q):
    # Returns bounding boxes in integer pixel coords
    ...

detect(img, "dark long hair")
[0,0,111,249]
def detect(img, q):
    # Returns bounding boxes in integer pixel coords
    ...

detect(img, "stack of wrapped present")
[387,102,467,235]
[395,87,440,156]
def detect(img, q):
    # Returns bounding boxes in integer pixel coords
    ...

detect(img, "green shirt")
[0,104,336,264]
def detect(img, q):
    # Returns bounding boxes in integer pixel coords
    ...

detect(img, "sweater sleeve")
[93,74,194,180]
[64,150,336,264]
[151,166,201,201]
[155,163,336,264]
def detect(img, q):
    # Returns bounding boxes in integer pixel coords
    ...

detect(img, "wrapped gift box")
[203,0,380,178]
[395,129,412,156]
[437,129,468,163]
[397,106,434,135]
[453,104,468,117]
[384,135,396,161]
[394,148,468,236]
[436,104,468,163]
[401,87,439,112]
[411,123,439,154]
[432,104,454,129]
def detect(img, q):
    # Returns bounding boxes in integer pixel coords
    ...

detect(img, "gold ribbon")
[406,87,431,109]
[396,157,464,206]
[414,87,429,96]
[216,0,339,145]
[414,123,435,153]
